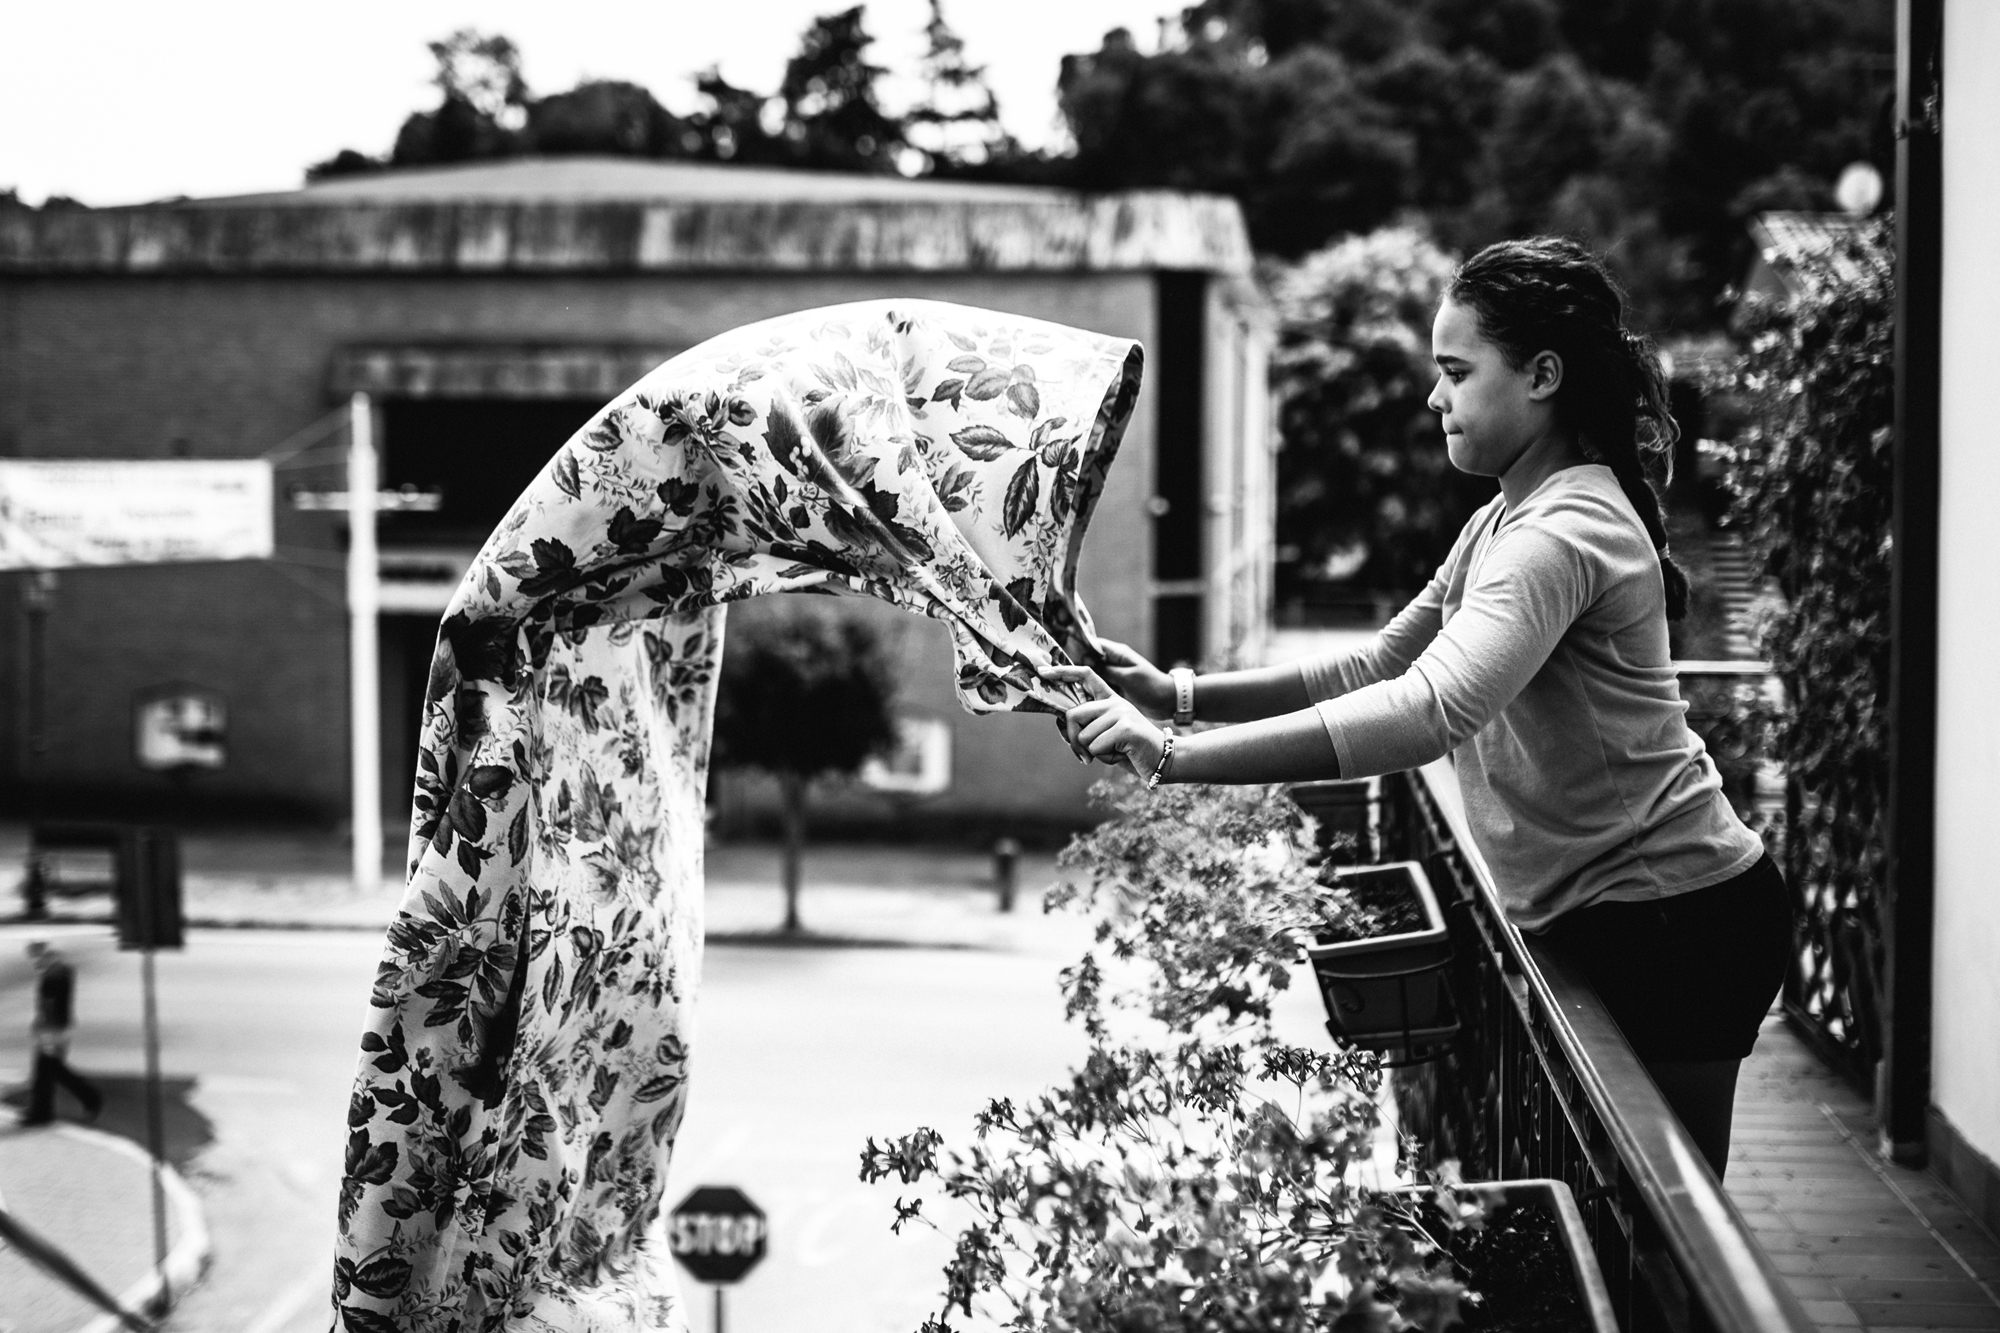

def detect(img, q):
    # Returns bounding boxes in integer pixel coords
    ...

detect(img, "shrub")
[1269,226,1495,611]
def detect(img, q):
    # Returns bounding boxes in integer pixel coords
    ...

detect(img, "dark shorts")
[1542,853,1791,1062]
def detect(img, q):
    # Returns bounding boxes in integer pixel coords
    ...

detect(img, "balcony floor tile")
[1835,1280,2000,1305]
[1848,1305,2000,1329]
[1799,1299,1865,1325]
[1725,1019,2000,1333]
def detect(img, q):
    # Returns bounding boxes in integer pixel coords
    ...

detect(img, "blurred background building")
[0,157,1272,833]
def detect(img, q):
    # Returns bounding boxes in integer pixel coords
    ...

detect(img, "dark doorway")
[380,398,605,546]
[380,615,438,818]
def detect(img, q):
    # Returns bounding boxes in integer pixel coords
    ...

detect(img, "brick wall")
[0,271,1160,826]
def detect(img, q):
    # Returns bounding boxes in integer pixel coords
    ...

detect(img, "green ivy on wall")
[1711,216,1894,1071]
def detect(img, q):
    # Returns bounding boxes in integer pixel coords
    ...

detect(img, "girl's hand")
[1042,665,1168,779]
[1096,639,1176,719]
[1041,641,1175,719]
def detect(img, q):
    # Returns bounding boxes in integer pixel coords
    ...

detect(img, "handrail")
[1672,660,1774,676]
[1402,759,1813,1333]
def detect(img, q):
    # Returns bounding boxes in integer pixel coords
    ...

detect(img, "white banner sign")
[0,460,275,569]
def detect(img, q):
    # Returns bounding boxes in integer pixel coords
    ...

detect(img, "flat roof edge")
[0,195,1254,276]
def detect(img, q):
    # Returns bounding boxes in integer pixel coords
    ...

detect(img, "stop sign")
[668,1185,768,1284]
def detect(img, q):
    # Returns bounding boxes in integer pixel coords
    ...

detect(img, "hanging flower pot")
[1307,859,1458,1053]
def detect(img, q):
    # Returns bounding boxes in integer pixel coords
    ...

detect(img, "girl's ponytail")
[1447,239,1690,620]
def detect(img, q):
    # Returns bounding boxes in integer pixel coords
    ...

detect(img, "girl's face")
[1426,297,1561,478]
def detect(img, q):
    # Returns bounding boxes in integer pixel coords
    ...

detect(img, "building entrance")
[374,398,604,813]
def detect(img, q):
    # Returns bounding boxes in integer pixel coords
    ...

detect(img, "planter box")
[1306,860,1458,1052]
[1384,1178,1615,1333]
[1453,1179,1619,1333]
[1289,777,1382,863]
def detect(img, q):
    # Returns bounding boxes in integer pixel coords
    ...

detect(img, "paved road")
[0,919,1102,1333]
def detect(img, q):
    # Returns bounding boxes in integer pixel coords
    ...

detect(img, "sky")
[0,0,1181,207]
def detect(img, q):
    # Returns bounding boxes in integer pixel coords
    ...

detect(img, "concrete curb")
[50,1125,211,1333]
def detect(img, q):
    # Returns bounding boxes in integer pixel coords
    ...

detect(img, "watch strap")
[1170,667,1196,727]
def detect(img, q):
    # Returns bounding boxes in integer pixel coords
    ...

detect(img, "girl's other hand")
[1095,639,1175,719]
[1041,663,1110,761]
[1068,695,1167,779]
[1040,666,1168,778]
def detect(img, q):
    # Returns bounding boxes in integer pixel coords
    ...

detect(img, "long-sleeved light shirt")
[1300,464,1763,930]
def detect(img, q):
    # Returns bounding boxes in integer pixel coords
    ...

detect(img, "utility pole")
[347,393,381,897]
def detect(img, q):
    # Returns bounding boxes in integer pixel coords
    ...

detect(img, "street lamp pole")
[347,393,381,897]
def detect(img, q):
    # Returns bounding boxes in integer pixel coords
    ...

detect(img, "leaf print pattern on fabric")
[333,300,1142,1332]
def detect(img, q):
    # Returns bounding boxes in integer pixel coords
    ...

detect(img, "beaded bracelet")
[1145,733,1177,790]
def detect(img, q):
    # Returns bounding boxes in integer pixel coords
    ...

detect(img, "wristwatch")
[1170,667,1196,727]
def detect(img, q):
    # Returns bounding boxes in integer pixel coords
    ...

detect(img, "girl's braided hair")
[1446,236,1689,620]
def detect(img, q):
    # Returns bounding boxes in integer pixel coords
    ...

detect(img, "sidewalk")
[0,1123,208,1333]
[0,823,1083,952]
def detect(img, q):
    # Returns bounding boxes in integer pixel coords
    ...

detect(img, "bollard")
[993,836,1021,913]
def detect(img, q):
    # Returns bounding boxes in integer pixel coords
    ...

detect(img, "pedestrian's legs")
[1647,1058,1742,1178]
[24,1050,58,1124]
[49,1054,102,1118]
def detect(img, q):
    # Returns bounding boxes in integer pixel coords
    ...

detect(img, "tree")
[773,6,907,173]
[392,29,531,167]
[711,607,899,933]
[526,81,696,158]
[306,11,912,180]
[904,0,1014,172]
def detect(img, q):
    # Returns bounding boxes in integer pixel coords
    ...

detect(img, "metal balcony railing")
[1377,761,1815,1333]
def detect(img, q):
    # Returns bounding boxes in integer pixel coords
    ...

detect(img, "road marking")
[241,1269,325,1333]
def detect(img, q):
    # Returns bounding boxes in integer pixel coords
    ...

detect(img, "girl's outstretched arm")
[1044,667,1339,784]
[1089,638,1314,723]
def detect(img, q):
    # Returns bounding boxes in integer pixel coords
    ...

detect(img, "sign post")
[117,829,184,1311]
[21,570,55,917]
[668,1185,767,1333]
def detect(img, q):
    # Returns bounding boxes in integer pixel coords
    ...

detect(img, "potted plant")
[1305,860,1458,1054]
[861,780,1566,1333]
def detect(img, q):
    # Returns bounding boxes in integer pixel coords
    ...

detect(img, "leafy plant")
[1708,216,1894,1059]
[861,779,1472,1332]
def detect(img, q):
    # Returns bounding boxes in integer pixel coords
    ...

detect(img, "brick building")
[0,157,1272,832]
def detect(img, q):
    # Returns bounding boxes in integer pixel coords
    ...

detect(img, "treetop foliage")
[310,8,1012,184]
[308,1,1891,330]
[1065,0,1892,325]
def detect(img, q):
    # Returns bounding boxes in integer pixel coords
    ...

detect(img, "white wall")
[1931,0,2000,1165]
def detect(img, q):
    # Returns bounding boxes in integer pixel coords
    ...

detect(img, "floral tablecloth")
[332,300,1142,1331]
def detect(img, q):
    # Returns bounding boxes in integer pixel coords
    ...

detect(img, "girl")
[1044,236,1790,1177]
